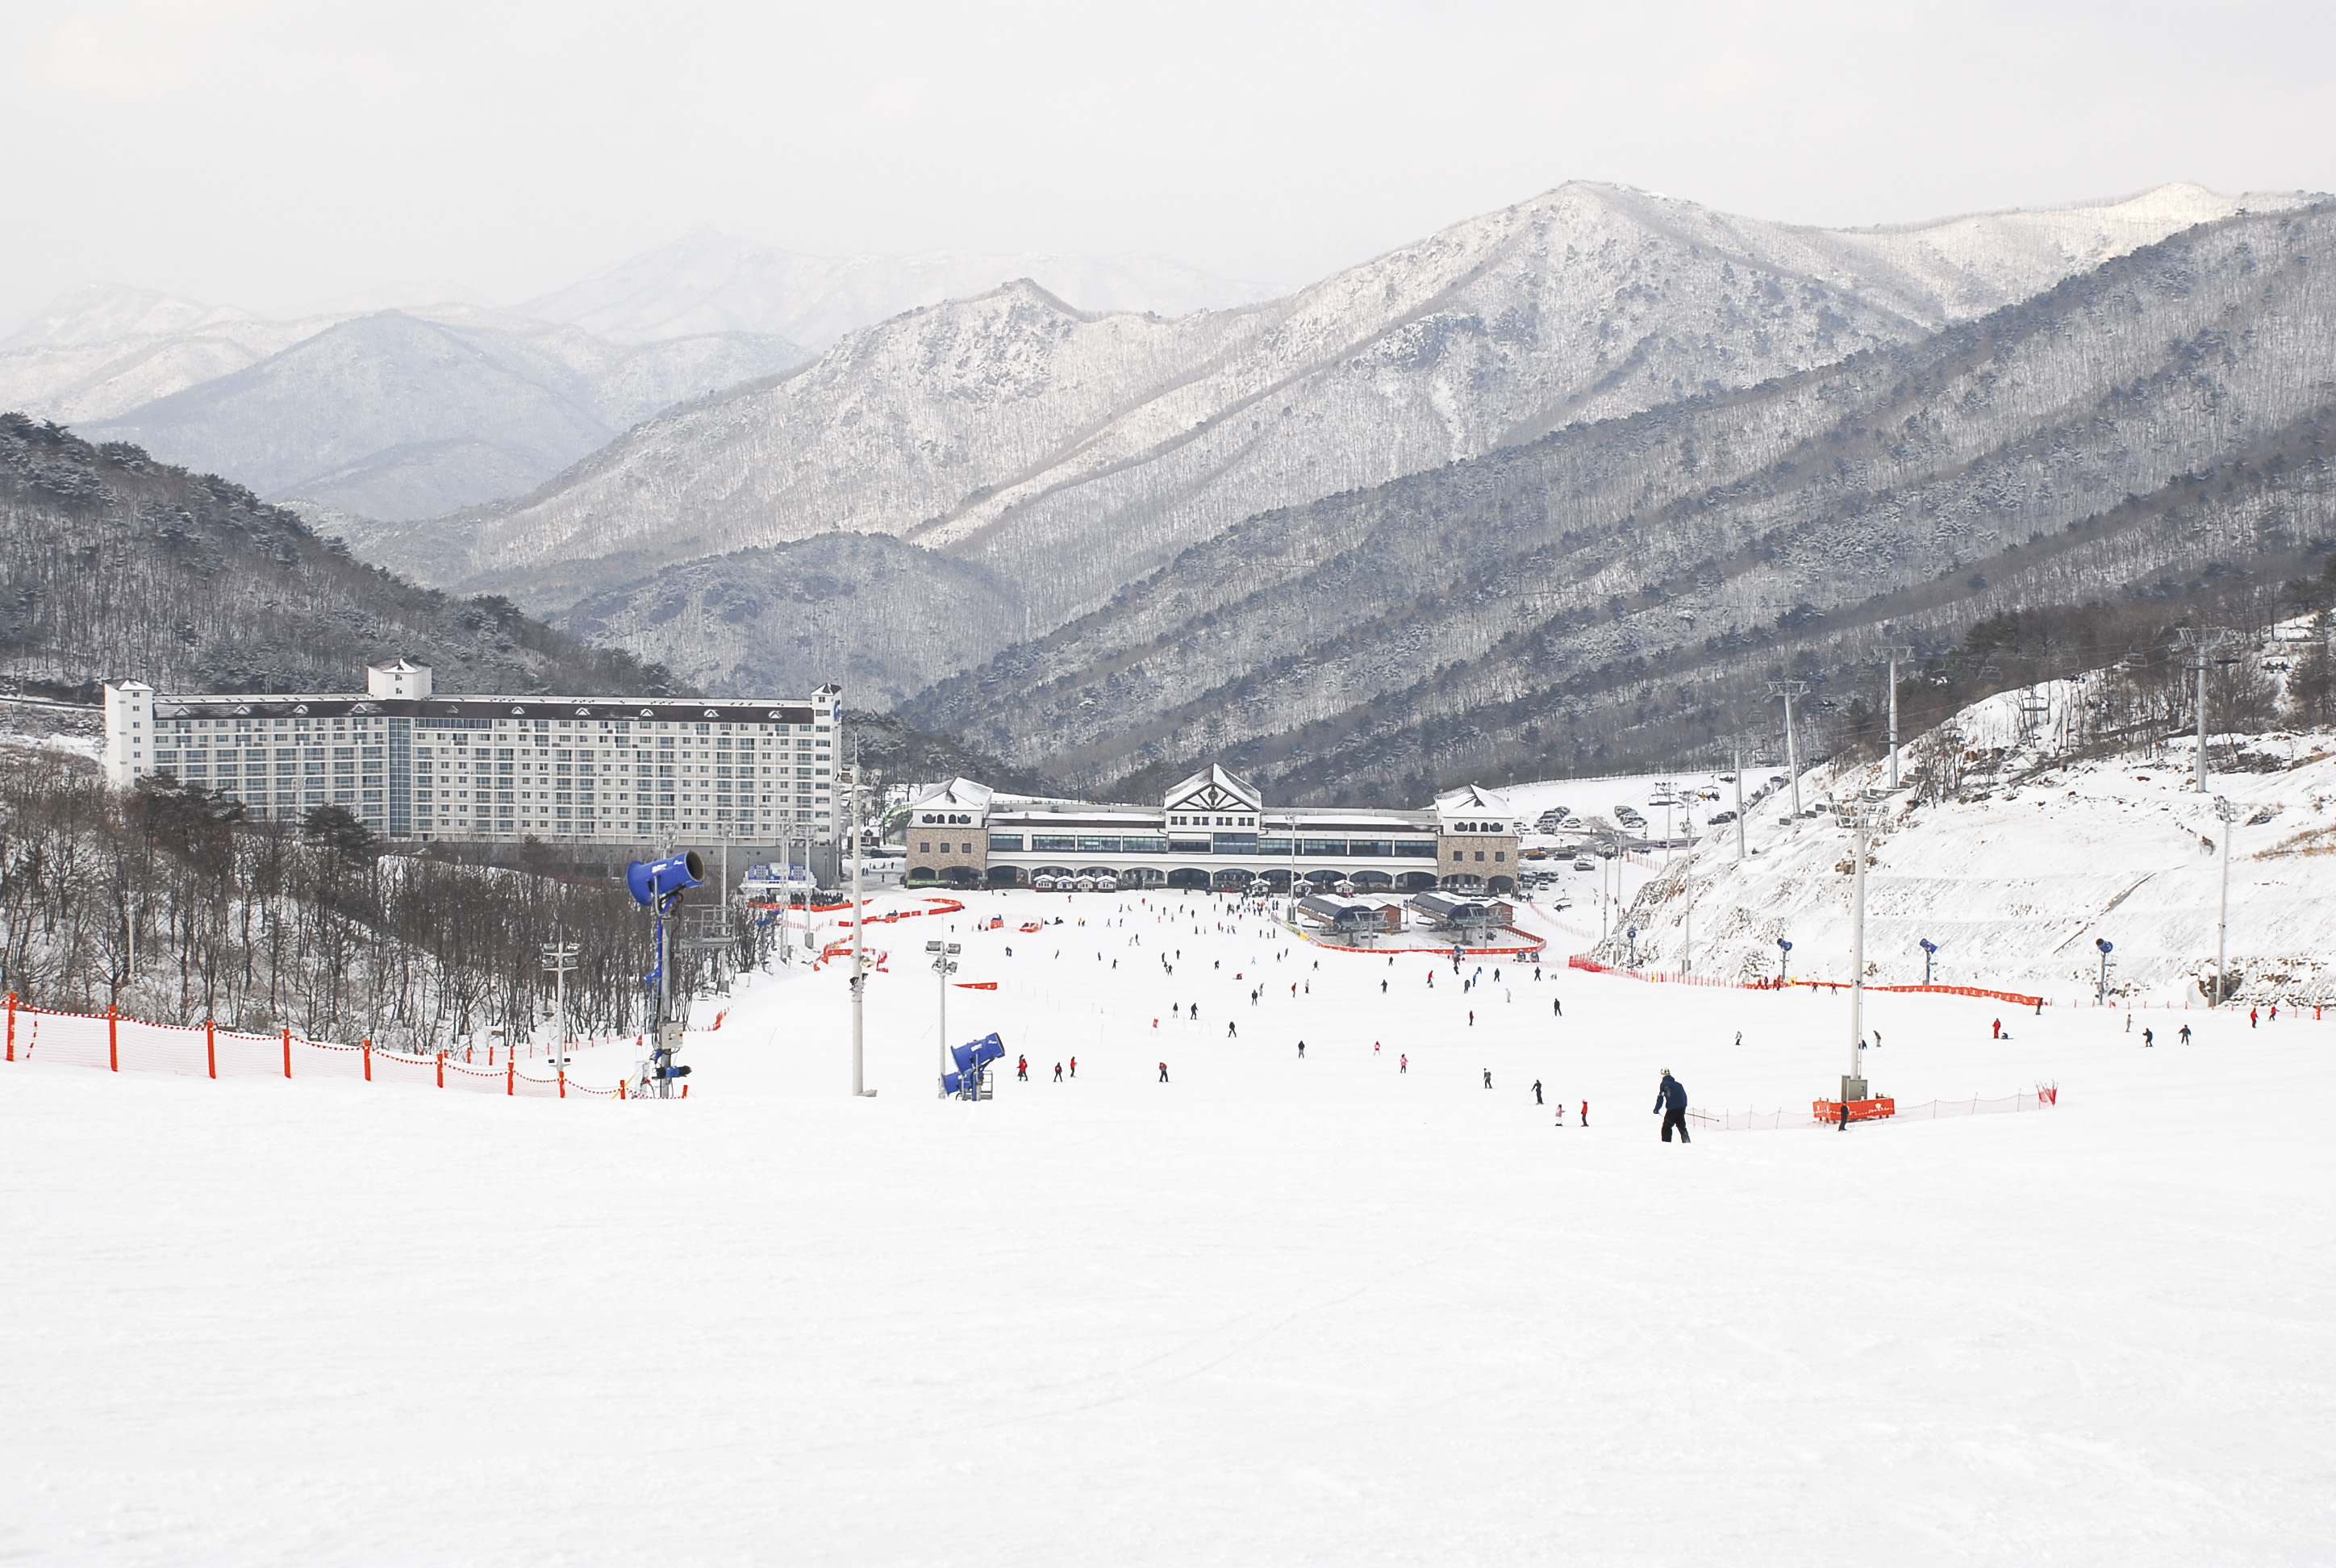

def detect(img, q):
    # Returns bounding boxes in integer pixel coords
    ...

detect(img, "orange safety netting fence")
[2,993,658,1102]
[1568,955,2049,1007]
[1689,1084,2059,1131]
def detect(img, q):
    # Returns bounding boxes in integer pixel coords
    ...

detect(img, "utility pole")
[1880,645,1913,790]
[1768,681,1810,819]
[927,939,961,1094]
[2176,628,2238,793]
[1844,803,1886,1103]
[1733,743,1746,862]
[2213,795,2238,1007]
[848,749,874,1097]
[540,924,580,1063]
[1652,778,1677,867]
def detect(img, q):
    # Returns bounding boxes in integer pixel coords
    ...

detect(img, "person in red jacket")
[1017,1054,1029,1081]
[1158,1061,1170,1082]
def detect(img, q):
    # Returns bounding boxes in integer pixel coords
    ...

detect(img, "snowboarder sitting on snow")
[1654,1070,1690,1143]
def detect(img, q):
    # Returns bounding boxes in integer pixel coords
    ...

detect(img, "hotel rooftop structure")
[902,764,1524,894]
[103,659,843,846]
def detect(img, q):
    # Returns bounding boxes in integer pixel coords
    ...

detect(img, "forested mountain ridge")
[352,182,2296,692]
[898,203,2336,800]
[0,414,675,699]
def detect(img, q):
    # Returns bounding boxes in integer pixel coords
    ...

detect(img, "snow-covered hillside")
[1587,680,2336,1006]
[373,182,2300,623]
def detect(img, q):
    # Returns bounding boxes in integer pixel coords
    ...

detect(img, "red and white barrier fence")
[2,993,651,1102]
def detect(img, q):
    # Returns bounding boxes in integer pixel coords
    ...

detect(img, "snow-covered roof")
[910,777,995,811]
[1164,762,1262,813]
[1435,784,1515,819]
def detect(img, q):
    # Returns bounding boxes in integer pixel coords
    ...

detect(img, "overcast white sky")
[3,0,2330,327]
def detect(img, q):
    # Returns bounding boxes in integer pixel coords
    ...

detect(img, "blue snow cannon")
[628,851,704,907]
[945,1033,1007,1099]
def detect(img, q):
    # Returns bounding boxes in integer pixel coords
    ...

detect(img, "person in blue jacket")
[1654,1069,1690,1143]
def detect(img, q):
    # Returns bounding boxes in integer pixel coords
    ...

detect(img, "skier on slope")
[1158,1061,1170,1082]
[1654,1070,1690,1144]
[1053,1062,1063,1082]
[2180,1024,2192,1045]
[1018,1054,1029,1082]
[1483,1069,1493,1089]
[1533,1078,1543,1105]
[1297,1040,1306,1058]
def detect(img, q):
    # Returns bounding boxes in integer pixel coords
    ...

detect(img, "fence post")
[558,1067,565,1099]
[618,1077,626,1100]
[436,1051,444,1089]
[281,1025,293,1079]
[6,992,14,1061]
[206,1018,216,1079]
[506,1060,514,1096]
[363,1039,372,1082]
[109,1005,119,1072]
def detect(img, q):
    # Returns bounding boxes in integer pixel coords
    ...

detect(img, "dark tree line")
[0,750,761,1049]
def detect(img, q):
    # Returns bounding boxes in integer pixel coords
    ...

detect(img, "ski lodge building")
[102,660,844,847]
[903,764,1523,894]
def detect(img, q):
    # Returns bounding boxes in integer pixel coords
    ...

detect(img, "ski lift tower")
[539,925,580,1065]
[1878,646,1913,789]
[2175,627,2240,792]
[1650,779,1678,866]
[1767,681,1810,819]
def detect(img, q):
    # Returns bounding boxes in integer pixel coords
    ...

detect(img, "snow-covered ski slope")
[1583,684,2336,1004]
[4,886,2332,1565]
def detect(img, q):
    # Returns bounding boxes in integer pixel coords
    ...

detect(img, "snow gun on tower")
[627,850,703,1098]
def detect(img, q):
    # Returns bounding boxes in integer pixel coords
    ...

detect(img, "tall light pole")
[1844,803,1886,1103]
[2213,794,2238,1007]
[927,939,961,1093]
[2176,628,2238,793]
[848,750,875,1097]
[1769,681,1809,819]
[1880,645,1914,790]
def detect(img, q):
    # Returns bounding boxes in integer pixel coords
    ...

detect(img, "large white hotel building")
[102,659,843,846]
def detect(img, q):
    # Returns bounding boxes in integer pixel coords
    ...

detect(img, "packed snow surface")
[4,889,2330,1565]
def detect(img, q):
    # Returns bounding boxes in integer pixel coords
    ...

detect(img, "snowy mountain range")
[342,181,2311,705]
[900,200,2336,798]
[519,227,1275,346]
[0,236,1266,523]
